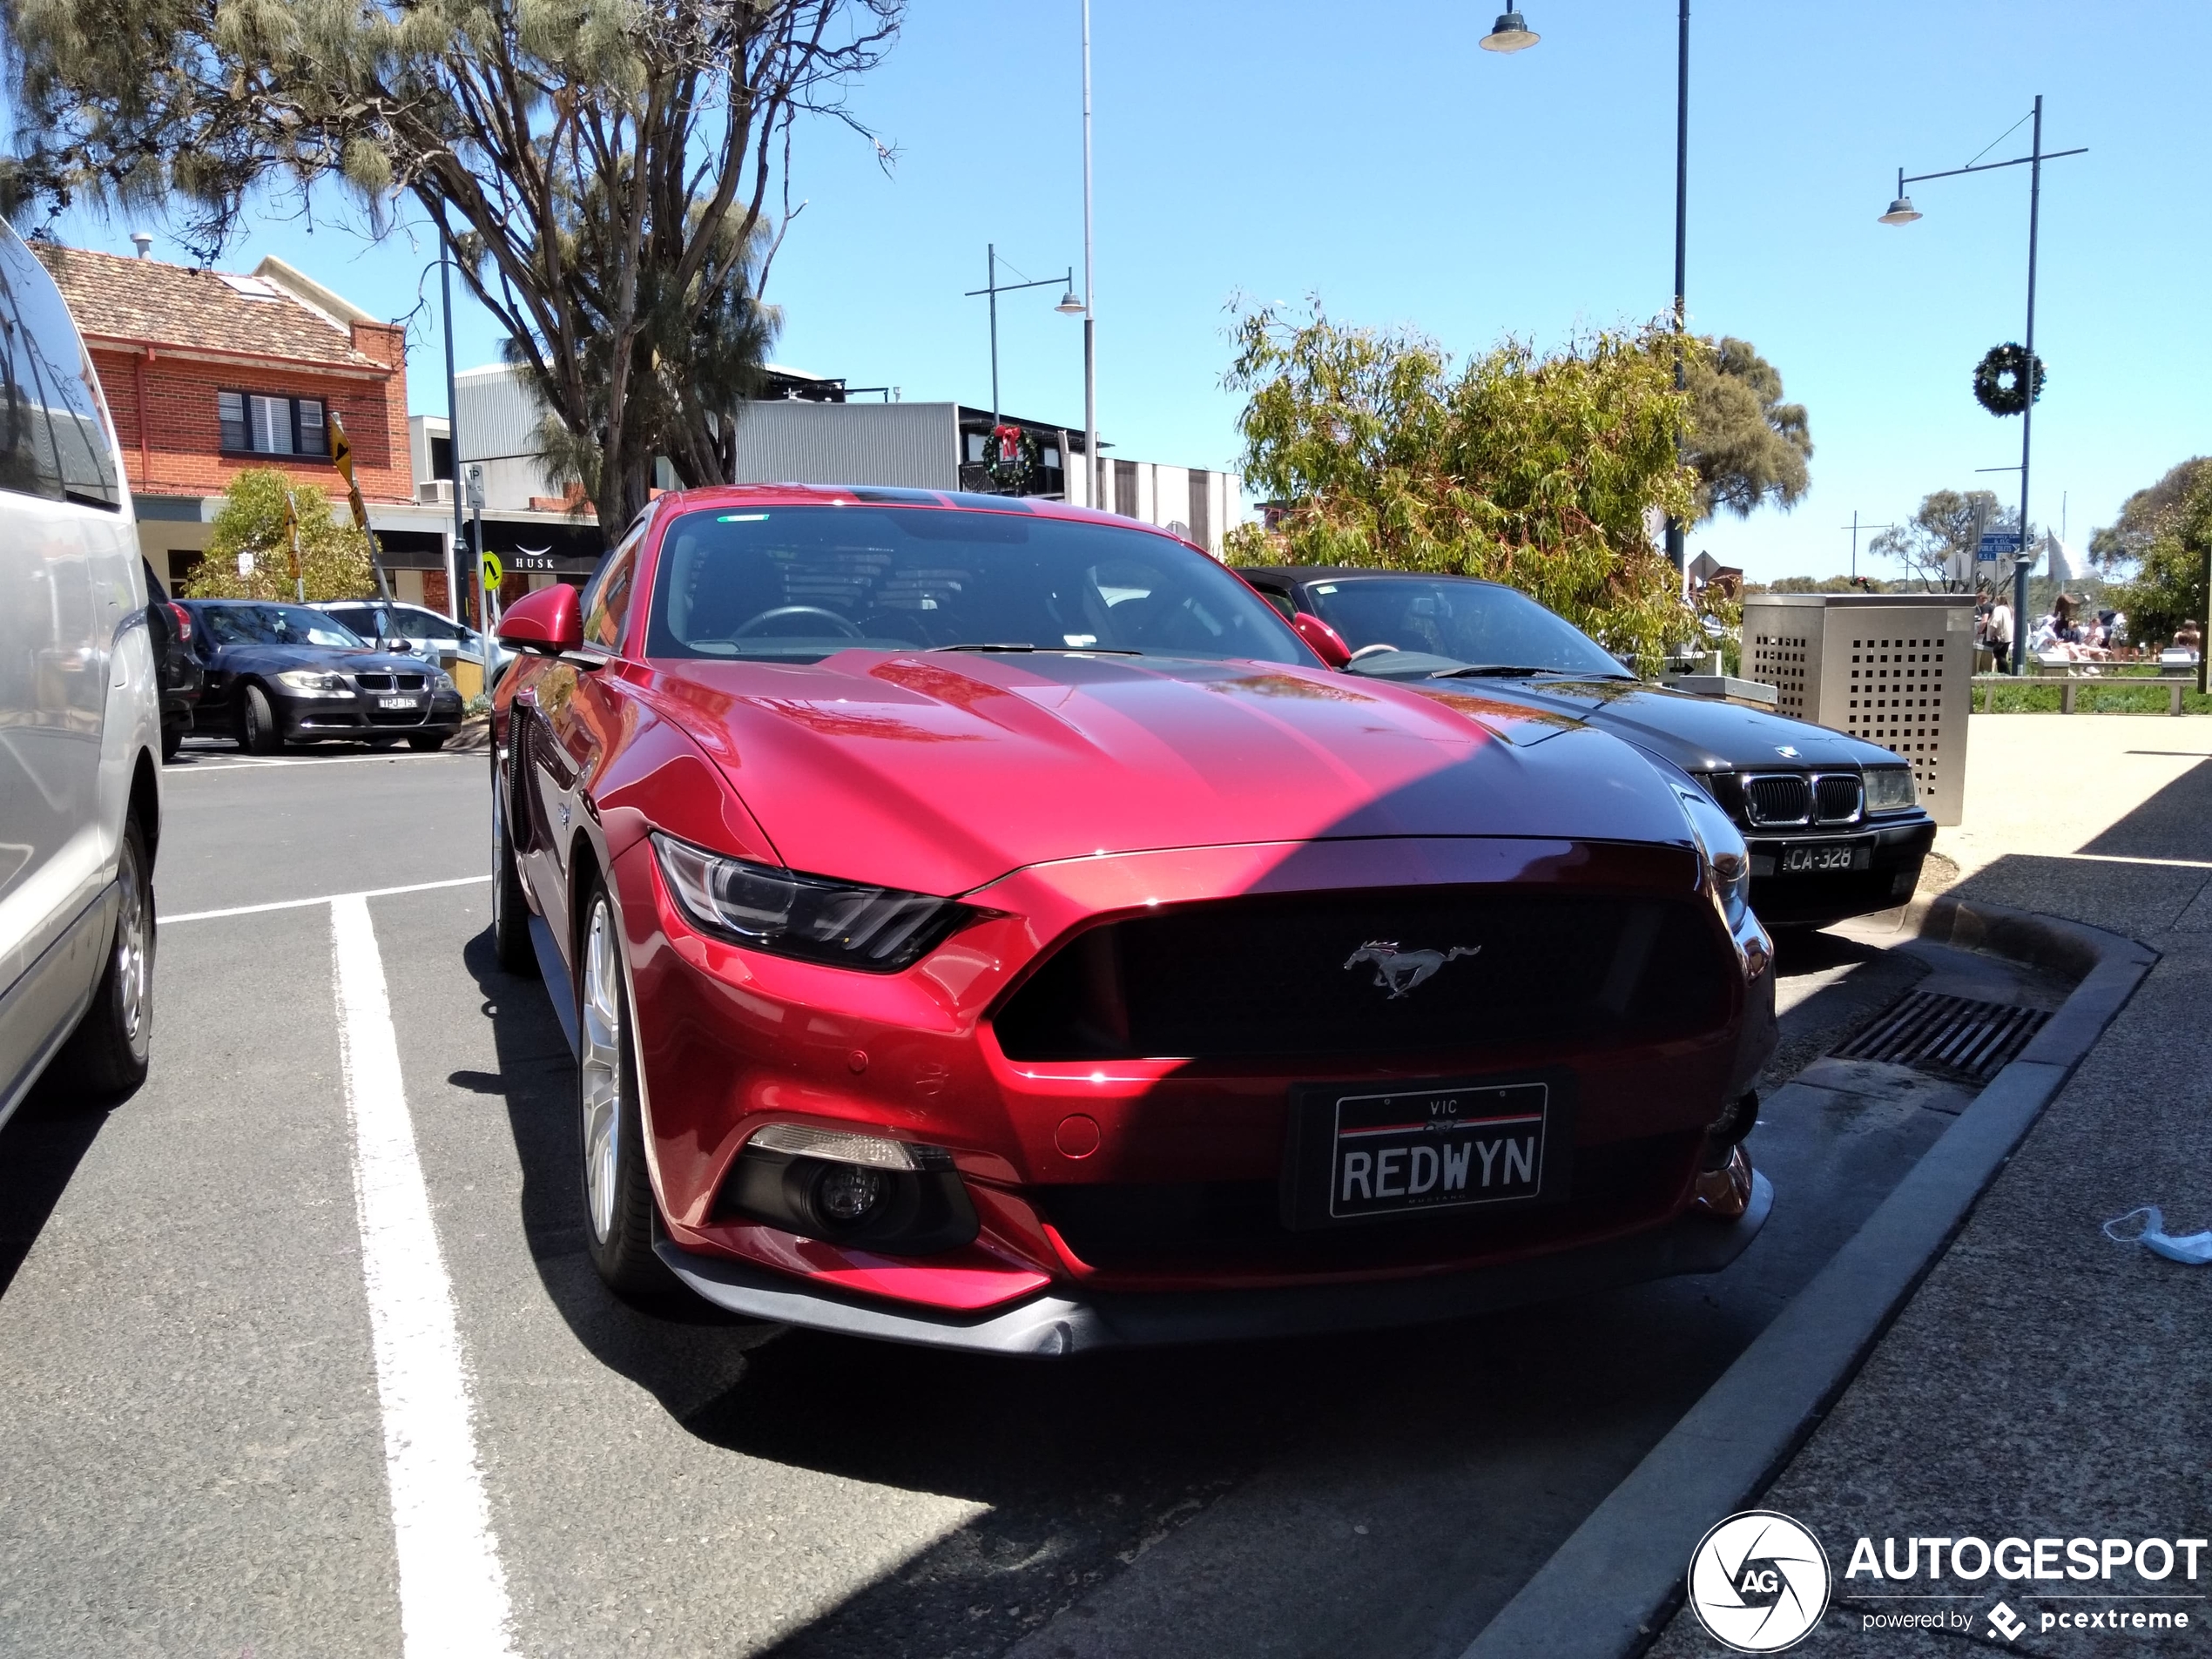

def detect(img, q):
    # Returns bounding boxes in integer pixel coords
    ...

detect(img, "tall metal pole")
[439,233,467,627]
[1082,0,1097,511]
[1664,0,1689,580]
[987,243,1001,430]
[2011,95,2041,676]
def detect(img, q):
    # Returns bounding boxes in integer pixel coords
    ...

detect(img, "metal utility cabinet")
[1741,592,1974,826]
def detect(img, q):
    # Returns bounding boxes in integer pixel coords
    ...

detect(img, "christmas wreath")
[981,422,1041,494]
[1973,342,2045,416]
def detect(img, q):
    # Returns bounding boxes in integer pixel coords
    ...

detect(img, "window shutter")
[249,394,293,454]
[298,399,326,456]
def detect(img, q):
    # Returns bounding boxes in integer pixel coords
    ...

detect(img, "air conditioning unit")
[417,479,455,505]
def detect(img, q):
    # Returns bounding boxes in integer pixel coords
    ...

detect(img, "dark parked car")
[1237,568,1936,929]
[140,559,203,760]
[179,599,467,752]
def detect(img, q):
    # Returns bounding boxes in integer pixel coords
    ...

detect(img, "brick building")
[32,243,449,598]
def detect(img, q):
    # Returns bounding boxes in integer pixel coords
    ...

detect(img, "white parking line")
[170,749,475,773]
[162,875,489,926]
[2048,852,2212,872]
[330,894,517,1658]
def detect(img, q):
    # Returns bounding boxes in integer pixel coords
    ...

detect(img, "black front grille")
[1743,774,1812,826]
[992,887,1730,1063]
[1037,1134,1698,1273]
[354,672,428,692]
[1814,774,1863,824]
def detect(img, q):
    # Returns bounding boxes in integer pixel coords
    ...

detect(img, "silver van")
[0,219,162,1128]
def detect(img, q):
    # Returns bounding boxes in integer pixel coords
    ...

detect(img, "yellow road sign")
[482,551,503,588]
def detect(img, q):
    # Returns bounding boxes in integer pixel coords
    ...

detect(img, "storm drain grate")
[1831,991,2052,1082]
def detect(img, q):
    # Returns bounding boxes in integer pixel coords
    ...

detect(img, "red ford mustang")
[489,485,1777,1355]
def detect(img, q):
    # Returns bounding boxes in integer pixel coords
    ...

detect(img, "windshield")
[1302,577,1630,678]
[644,505,1309,666]
[196,603,366,651]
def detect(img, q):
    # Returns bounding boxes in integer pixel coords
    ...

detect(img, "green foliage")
[183,469,375,601]
[1683,336,1812,523]
[2090,457,2211,575]
[1,0,897,536]
[1869,489,2013,592]
[1224,302,1703,676]
[2107,466,2212,650]
[1750,575,1908,594]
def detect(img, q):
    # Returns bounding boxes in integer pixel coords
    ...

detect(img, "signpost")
[327,413,393,602]
[1976,529,2024,563]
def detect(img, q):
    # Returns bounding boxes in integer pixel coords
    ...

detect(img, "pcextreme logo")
[1688,1511,1832,1653]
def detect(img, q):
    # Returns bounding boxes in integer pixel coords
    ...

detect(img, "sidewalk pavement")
[1651,718,2212,1656]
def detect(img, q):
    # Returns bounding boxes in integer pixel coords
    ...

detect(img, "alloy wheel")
[114,835,149,1044]
[578,898,624,1244]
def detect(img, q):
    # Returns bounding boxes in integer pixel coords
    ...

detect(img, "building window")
[219,389,327,457]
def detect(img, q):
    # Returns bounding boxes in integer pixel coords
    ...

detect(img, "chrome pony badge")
[1344,941,1480,999]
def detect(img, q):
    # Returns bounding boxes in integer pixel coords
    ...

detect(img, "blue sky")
[28,0,2210,583]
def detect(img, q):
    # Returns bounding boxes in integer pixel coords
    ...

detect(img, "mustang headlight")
[275,668,349,694]
[1676,786,1752,931]
[1864,766,1918,813]
[651,832,974,971]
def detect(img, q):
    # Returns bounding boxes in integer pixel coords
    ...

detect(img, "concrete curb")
[446,717,493,753]
[1461,900,2158,1659]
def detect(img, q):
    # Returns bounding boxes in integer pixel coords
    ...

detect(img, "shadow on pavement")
[0,1070,127,1299]
[2077,754,2212,861]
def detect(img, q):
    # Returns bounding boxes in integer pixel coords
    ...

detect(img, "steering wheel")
[732,605,865,639]
[1348,643,1401,661]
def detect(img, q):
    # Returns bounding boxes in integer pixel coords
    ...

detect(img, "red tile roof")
[33,244,388,372]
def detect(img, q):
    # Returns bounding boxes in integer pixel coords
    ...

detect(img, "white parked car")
[0,217,162,1129]
[312,597,508,674]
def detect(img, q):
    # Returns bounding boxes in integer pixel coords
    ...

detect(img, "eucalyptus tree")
[2,0,901,535]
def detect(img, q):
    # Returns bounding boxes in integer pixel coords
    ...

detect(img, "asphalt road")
[0,741,2063,1658]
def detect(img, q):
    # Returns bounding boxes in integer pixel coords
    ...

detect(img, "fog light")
[815,1163,888,1224]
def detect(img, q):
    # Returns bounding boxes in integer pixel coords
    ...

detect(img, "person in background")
[1987,592,2015,669]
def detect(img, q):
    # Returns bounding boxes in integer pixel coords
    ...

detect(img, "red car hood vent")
[650,651,1680,895]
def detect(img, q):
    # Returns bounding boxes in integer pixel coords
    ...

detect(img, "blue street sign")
[1976,530,2023,562]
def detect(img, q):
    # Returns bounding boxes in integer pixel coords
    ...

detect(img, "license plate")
[1282,1078,1568,1227]
[1780,843,1860,873]
[378,695,418,710]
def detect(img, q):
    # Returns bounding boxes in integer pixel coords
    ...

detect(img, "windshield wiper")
[1428,664,1573,678]
[929,643,1141,655]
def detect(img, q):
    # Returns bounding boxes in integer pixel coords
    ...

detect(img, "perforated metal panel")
[1741,593,1974,825]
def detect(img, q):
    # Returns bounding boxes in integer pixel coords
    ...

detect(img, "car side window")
[0,228,122,511]
[582,531,642,652]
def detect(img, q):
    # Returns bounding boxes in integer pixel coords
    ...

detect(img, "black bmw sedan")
[1237,566,1936,929]
[179,599,467,753]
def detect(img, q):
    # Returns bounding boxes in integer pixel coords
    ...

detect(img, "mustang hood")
[644,652,1695,896]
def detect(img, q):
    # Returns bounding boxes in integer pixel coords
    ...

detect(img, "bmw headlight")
[651,833,976,971]
[1864,766,1918,813]
[430,669,456,693]
[1676,786,1752,931]
[275,669,349,694]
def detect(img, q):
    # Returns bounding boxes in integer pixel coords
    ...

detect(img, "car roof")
[645,483,1200,548]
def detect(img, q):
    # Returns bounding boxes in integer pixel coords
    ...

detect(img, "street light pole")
[965,252,1084,468]
[1480,4,1690,578]
[2014,95,2043,681]
[1880,102,2086,676]
[1082,0,1097,510]
[987,243,1001,428]
[1666,0,1689,580]
[439,231,468,627]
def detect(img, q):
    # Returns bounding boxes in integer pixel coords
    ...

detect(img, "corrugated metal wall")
[732,401,960,489]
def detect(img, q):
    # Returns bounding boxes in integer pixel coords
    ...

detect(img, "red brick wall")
[92,346,414,503]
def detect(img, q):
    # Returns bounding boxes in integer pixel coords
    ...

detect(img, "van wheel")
[52,816,155,1097]
[577,884,675,1302]
[240,685,283,754]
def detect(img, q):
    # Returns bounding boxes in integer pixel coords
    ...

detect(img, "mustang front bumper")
[654,1171,1772,1357]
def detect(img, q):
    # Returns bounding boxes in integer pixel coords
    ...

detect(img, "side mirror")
[1291,610,1353,671]
[496,583,583,656]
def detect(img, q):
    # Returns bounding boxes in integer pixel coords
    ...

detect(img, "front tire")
[408,732,450,752]
[51,814,155,1096]
[577,885,672,1301]
[160,725,184,762]
[240,684,283,754]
